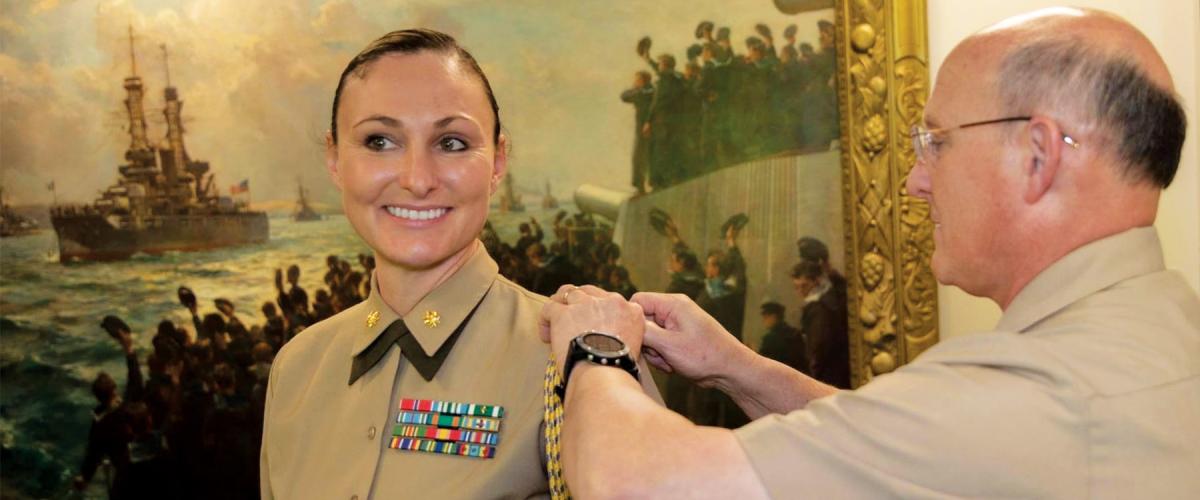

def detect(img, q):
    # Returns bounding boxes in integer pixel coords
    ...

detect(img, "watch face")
[581,332,624,354]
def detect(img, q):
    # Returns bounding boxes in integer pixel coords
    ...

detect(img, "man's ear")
[1023,116,1064,204]
[490,134,509,195]
[325,131,343,191]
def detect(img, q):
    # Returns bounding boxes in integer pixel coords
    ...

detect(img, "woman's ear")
[325,131,343,191]
[490,134,509,195]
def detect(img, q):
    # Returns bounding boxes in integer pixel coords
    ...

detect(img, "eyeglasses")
[910,116,1081,166]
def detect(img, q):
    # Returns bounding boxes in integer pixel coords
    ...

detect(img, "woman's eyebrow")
[354,114,401,128]
[434,115,476,129]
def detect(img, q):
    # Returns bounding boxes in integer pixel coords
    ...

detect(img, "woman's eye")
[365,135,396,151]
[439,137,468,152]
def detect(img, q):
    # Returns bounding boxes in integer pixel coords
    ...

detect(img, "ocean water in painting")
[0,208,565,498]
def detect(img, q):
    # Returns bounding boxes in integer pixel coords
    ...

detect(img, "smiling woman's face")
[326,51,505,271]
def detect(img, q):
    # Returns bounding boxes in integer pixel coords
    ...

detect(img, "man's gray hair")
[997,35,1186,188]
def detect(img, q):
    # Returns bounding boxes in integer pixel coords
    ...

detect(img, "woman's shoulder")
[274,301,370,374]
[472,275,549,347]
[491,274,550,307]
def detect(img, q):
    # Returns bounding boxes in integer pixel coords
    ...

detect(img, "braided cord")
[543,358,572,499]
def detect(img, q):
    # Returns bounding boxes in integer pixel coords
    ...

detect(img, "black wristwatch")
[556,331,640,399]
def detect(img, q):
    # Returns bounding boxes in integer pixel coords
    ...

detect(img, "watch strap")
[556,333,639,399]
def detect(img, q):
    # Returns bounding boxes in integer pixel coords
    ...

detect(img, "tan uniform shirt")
[261,249,551,499]
[736,227,1200,498]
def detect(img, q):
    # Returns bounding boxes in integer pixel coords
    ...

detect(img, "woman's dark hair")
[330,28,501,145]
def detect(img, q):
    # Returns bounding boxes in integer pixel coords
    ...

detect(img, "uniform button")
[351,495,358,500]
[367,426,376,439]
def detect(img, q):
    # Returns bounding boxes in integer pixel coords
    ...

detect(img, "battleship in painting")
[50,29,268,262]
[293,180,322,222]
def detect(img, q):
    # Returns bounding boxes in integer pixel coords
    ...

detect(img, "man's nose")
[905,158,932,201]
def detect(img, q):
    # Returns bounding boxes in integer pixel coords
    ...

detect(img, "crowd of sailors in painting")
[622,19,840,192]
[75,218,846,497]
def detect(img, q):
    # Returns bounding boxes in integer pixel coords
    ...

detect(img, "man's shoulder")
[1029,269,1200,395]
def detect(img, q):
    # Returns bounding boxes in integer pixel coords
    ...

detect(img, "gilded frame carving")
[834,0,938,387]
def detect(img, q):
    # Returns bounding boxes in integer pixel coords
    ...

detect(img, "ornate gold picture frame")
[834,0,938,386]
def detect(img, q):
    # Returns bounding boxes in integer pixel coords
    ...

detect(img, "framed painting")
[0,0,935,496]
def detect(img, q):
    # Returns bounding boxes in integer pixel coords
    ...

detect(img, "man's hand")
[539,285,645,375]
[632,292,754,388]
[115,329,134,356]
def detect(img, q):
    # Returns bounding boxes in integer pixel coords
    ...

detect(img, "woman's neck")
[374,240,481,316]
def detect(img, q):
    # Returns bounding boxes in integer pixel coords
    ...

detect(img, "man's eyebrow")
[353,114,400,128]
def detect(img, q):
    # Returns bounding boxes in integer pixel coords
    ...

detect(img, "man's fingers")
[551,284,576,303]
[538,301,565,343]
[642,319,672,352]
[631,292,682,326]
[641,347,672,373]
[575,284,609,298]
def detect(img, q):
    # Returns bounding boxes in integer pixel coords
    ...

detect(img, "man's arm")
[633,293,837,418]
[561,363,766,499]
[530,217,544,242]
[115,328,145,403]
[541,286,766,498]
[620,87,640,103]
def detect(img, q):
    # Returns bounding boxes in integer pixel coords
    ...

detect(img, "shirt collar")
[804,276,831,304]
[351,248,499,358]
[996,226,1165,333]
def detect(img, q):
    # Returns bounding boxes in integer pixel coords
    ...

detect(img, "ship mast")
[122,26,153,158]
[160,44,190,203]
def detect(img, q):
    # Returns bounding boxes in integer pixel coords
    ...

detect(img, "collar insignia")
[423,310,441,328]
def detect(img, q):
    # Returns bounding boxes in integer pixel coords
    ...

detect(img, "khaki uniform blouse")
[261,249,551,499]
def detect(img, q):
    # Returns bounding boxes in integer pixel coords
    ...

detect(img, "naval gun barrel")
[572,184,634,221]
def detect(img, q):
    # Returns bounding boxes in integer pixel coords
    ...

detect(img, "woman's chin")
[374,241,470,272]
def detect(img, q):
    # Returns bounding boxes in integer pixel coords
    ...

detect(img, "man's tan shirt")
[736,227,1200,498]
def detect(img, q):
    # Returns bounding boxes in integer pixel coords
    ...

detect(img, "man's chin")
[930,253,952,286]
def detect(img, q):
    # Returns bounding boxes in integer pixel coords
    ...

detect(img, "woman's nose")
[397,148,438,197]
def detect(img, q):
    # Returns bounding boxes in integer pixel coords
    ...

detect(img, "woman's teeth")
[386,206,448,221]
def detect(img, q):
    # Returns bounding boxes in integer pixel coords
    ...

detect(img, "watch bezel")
[576,331,631,359]
[556,330,639,400]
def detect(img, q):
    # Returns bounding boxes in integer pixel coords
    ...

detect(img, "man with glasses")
[538,7,1198,498]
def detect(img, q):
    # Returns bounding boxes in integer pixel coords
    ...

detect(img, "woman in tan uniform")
[259,29,552,499]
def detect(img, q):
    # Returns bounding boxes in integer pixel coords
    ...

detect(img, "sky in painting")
[1,0,832,207]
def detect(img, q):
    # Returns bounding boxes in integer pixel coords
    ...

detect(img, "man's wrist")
[564,362,642,407]
[701,341,759,394]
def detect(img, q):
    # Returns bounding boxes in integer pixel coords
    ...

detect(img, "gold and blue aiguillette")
[390,398,504,459]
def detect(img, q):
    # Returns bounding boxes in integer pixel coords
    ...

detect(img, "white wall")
[927,0,1200,338]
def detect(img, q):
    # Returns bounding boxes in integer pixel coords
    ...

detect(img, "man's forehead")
[926,40,1004,125]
